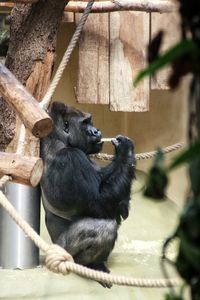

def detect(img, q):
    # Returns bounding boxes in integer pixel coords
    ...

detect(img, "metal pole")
[0,182,40,269]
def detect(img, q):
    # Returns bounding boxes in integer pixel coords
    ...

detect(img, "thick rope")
[40,0,95,110]
[135,142,183,160]
[92,142,183,161]
[0,176,181,288]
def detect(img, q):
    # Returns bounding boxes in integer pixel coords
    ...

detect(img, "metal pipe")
[0,182,40,269]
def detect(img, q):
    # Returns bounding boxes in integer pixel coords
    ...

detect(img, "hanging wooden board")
[151,11,181,89]
[110,11,150,112]
[75,13,109,104]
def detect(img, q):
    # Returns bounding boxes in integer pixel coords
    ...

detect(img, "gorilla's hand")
[118,200,129,220]
[112,135,134,165]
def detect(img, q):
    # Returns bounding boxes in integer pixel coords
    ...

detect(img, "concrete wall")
[52,23,189,207]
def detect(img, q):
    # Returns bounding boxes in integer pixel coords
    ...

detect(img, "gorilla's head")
[49,102,103,154]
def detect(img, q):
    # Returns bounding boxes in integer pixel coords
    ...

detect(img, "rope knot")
[45,244,74,275]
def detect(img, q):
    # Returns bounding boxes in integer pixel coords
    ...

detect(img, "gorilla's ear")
[50,101,67,117]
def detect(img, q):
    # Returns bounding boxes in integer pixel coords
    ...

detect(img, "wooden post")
[0,152,43,187]
[0,63,53,138]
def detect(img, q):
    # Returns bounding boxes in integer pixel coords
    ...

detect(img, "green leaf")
[134,39,197,86]
[168,142,200,171]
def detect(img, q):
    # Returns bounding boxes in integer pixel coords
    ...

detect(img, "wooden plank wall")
[109,11,150,112]
[75,14,109,104]
[151,11,181,89]
[76,12,150,111]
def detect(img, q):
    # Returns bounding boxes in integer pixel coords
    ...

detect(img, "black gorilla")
[40,102,135,282]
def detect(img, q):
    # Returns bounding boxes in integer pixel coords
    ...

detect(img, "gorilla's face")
[50,102,103,154]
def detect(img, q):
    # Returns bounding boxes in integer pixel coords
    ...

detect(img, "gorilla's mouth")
[96,140,104,146]
[87,139,103,154]
[90,136,103,146]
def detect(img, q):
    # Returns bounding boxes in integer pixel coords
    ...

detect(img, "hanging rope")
[41,0,95,110]
[0,182,181,288]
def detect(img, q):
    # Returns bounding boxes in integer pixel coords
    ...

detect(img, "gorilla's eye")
[64,121,69,133]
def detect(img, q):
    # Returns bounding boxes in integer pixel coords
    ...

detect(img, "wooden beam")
[1,0,38,2]
[0,1,175,13]
[0,63,53,138]
[0,152,43,187]
[66,1,175,13]
[0,3,13,8]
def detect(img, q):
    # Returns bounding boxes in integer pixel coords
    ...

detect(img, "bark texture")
[0,0,68,152]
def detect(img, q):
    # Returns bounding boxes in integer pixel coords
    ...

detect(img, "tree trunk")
[0,0,68,154]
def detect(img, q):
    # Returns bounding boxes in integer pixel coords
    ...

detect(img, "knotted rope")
[0,168,181,288]
[92,142,183,161]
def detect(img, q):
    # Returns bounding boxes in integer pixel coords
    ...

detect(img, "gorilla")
[40,102,135,285]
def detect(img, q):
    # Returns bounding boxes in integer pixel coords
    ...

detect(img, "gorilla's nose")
[89,127,102,138]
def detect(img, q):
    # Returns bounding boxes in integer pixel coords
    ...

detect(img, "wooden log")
[75,13,109,104]
[0,3,13,7]
[0,63,53,138]
[0,152,43,187]
[110,11,150,112]
[151,10,181,89]
[0,1,176,13]
[66,0,175,13]
[1,0,38,2]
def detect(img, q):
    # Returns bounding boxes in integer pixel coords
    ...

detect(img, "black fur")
[40,102,135,287]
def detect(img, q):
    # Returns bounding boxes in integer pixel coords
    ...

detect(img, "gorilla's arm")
[42,138,134,221]
[98,136,135,221]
